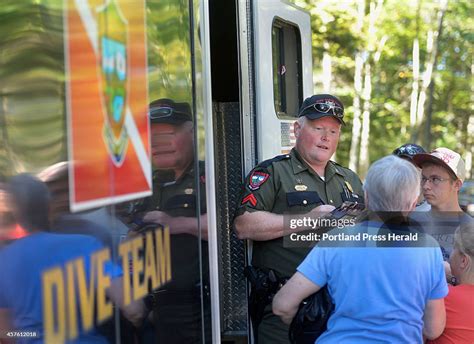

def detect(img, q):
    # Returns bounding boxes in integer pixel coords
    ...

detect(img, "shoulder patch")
[249,171,269,190]
[259,154,291,168]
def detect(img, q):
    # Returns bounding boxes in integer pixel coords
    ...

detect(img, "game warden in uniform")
[234,94,364,344]
[140,99,210,343]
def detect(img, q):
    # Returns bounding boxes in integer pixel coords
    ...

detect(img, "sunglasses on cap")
[393,144,425,158]
[300,100,344,119]
[149,107,189,121]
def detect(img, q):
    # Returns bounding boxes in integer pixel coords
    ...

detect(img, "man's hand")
[143,210,171,226]
[142,211,208,240]
[143,211,185,235]
[234,205,336,241]
[309,204,336,216]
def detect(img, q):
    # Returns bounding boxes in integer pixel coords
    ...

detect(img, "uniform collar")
[290,148,310,175]
[291,148,344,181]
[326,160,345,181]
[181,162,195,179]
[153,160,195,186]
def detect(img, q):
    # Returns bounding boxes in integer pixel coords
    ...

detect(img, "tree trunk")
[466,113,474,179]
[466,60,474,179]
[359,63,372,177]
[322,41,332,93]
[416,30,433,127]
[410,38,420,128]
[422,0,448,150]
[416,0,448,125]
[349,53,363,172]
[348,0,366,172]
[357,0,384,177]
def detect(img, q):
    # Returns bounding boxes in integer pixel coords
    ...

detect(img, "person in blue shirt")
[0,174,144,343]
[273,155,448,343]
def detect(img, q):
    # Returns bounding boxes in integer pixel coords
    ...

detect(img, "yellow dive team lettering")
[42,227,171,343]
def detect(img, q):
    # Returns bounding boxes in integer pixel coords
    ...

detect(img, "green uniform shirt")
[147,161,208,291]
[237,148,364,278]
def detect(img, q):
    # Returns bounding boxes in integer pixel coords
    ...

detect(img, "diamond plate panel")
[213,102,248,334]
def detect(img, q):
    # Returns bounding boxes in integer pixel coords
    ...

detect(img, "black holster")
[244,266,286,341]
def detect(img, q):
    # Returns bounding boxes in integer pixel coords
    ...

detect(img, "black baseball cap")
[392,143,426,160]
[298,94,345,125]
[149,98,192,125]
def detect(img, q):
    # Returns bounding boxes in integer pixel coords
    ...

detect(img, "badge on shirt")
[344,181,354,193]
[249,171,269,190]
[185,188,193,195]
[294,184,308,191]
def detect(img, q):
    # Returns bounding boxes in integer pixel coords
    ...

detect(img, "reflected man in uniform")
[140,98,210,343]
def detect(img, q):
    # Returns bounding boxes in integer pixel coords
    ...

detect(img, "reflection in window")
[147,0,193,105]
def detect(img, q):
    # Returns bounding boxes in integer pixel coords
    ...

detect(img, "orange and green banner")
[65,0,151,211]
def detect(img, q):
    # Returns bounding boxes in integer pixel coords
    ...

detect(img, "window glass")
[0,1,210,343]
[272,18,303,119]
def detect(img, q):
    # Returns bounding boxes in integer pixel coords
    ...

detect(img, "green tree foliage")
[0,1,65,178]
[295,0,472,176]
